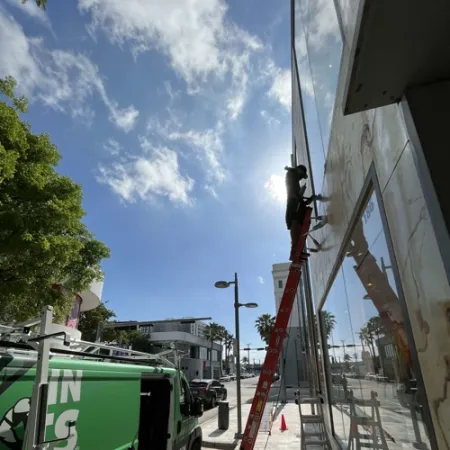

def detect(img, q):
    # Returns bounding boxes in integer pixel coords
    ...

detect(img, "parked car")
[189,379,227,408]
[219,375,231,382]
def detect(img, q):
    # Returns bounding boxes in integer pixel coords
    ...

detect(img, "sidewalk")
[201,401,302,450]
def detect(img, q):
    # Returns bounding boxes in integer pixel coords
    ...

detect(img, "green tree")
[203,322,223,378]
[320,310,336,338]
[255,313,275,345]
[0,76,110,322]
[78,303,117,342]
[223,330,234,373]
[124,330,155,353]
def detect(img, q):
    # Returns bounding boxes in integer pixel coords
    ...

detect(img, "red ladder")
[240,207,313,450]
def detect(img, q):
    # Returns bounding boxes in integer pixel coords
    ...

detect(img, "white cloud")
[147,117,227,185]
[260,110,280,127]
[301,0,341,51]
[268,69,291,111]
[258,276,264,284]
[0,10,138,131]
[204,184,218,198]
[103,138,122,156]
[3,0,52,31]
[109,105,139,133]
[78,0,263,120]
[98,140,194,205]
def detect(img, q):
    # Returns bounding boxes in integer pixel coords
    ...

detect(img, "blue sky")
[0,0,296,361]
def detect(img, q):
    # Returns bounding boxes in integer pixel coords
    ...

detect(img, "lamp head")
[244,302,258,309]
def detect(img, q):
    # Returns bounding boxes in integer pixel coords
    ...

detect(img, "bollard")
[218,401,229,430]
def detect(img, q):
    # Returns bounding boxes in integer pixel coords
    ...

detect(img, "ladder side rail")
[240,208,312,450]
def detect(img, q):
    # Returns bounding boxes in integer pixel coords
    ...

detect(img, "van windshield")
[190,382,208,388]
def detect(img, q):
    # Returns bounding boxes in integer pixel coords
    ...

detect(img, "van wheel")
[210,396,216,408]
[190,439,201,450]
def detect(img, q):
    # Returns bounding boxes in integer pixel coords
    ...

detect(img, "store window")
[321,188,432,448]
[199,347,207,360]
[65,295,82,329]
[293,0,343,194]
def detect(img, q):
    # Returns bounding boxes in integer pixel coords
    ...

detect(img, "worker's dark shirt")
[285,169,301,199]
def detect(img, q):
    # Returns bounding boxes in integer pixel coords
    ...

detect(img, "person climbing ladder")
[284,164,317,261]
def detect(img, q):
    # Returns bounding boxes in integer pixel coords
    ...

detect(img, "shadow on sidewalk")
[272,403,287,423]
[208,429,228,438]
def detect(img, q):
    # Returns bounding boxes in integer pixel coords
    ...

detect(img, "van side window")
[180,377,190,414]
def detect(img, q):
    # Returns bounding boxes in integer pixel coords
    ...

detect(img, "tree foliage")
[78,303,117,342]
[0,76,110,322]
[255,313,275,345]
[320,310,336,338]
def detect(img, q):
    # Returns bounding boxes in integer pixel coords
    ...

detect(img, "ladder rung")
[301,415,324,423]
[303,439,330,445]
[298,397,320,403]
[303,431,326,437]
[354,417,375,425]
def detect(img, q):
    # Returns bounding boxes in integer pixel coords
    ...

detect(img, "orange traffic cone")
[280,414,288,431]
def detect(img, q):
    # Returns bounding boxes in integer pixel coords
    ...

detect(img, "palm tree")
[223,331,234,374]
[255,313,275,345]
[343,353,352,370]
[359,325,377,372]
[203,322,223,378]
[242,356,249,369]
[321,310,336,338]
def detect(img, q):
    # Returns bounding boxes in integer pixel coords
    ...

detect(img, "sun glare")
[265,174,285,203]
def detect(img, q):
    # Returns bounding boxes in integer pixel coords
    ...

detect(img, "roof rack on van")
[0,306,178,369]
[1,306,185,450]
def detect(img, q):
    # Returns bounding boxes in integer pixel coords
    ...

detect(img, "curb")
[201,439,239,450]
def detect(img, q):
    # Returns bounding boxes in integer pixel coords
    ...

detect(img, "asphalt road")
[199,377,258,425]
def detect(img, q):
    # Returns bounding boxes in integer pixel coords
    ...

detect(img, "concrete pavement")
[201,401,303,450]
[199,377,258,425]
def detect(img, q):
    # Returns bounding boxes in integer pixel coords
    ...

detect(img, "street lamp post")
[215,273,258,439]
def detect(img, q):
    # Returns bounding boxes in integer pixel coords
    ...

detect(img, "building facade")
[290,1,450,449]
[272,263,308,388]
[105,319,222,382]
[49,279,105,344]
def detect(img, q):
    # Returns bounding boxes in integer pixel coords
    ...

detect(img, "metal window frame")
[316,164,438,449]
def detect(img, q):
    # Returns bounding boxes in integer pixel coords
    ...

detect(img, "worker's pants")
[289,219,301,261]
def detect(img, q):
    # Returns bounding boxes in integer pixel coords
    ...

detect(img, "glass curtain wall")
[293,0,343,196]
[321,188,433,449]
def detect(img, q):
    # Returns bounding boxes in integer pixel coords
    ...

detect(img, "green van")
[0,316,203,450]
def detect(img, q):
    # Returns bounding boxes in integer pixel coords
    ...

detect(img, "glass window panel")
[294,0,343,193]
[321,189,432,448]
[294,8,326,194]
